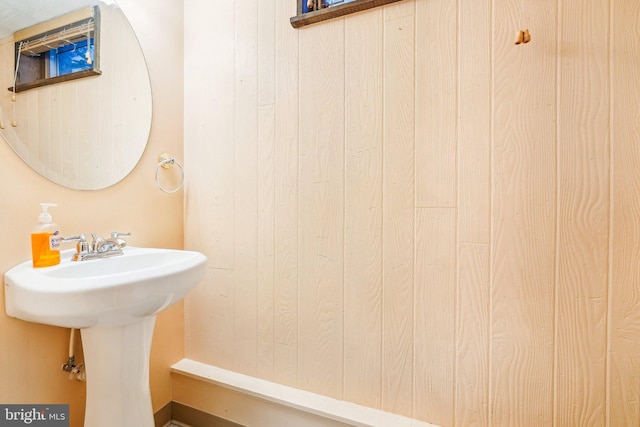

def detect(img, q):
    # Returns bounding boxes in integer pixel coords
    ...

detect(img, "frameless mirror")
[0,0,152,190]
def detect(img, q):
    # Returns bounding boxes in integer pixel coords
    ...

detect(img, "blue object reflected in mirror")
[50,38,94,77]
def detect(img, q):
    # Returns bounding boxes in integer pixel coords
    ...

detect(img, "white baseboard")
[171,358,438,427]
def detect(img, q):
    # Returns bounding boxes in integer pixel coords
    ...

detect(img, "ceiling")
[0,0,105,40]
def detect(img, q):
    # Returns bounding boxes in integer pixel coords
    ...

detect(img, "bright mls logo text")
[0,405,69,426]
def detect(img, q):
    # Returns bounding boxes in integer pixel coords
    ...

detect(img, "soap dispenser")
[31,203,61,268]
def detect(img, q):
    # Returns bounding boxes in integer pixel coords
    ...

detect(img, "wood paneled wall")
[183,0,640,425]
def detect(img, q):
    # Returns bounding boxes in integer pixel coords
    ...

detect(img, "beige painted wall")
[183,0,640,426]
[0,0,184,426]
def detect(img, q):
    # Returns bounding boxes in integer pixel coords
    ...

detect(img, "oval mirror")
[0,0,151,190]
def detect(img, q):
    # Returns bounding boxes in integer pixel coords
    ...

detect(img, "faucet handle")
[61,234,89,257]
[111,231,130,248]
[111,232,131,239]
[61,234,86,243]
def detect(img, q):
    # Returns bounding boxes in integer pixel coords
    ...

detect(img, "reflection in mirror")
[0,0,152,190]
[13,6,101,92]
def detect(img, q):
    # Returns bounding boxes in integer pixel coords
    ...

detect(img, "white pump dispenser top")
[38,203,57,223]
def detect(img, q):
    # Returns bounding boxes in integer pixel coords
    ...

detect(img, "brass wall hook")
[515,30,524,44]
[515,29,531,45]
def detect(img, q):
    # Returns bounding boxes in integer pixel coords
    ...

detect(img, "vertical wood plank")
[456,243,490,427]
[384,0,414,20]
[185,0,235,270]
[257,103,276,381]
[256,5,278,380]
[415,0,457,208]
[298,18,345,400]
[556,0,610,424]
[58,84,76,184]
[257,0,276,106]
[458,0,491,244]
[38,91,52,176]
[0,39,17,161]
[233,0,259,375]
[0,39,10,128]
[415,208,456,426]
[491,0,557,424]
[184,0,237,369]
[185,268,236,369]
[273,0,299,387]
[382,8,415,418]
[344,8,384,410]
[609,0,640,424]
[96,32,114,186]
[456,0,491,422]
[108,8,124,179]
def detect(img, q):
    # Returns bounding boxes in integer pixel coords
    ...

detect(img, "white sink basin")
[4,245,207,427]
[4,246,207,328]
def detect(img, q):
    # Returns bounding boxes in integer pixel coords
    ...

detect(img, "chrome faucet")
[62,232,130,261]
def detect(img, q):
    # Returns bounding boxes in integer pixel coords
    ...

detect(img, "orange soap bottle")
[31,203,61,268]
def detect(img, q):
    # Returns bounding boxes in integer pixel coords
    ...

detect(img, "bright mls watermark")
[0,405,69,426]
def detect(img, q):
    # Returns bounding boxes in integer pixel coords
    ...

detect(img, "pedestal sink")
[3,247,207,427]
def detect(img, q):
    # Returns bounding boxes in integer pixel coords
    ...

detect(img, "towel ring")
[155,153,184,193]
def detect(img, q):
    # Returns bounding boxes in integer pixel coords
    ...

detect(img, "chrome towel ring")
[155,153,184,193]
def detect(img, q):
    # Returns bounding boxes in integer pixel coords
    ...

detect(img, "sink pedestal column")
[80,316,156,427]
